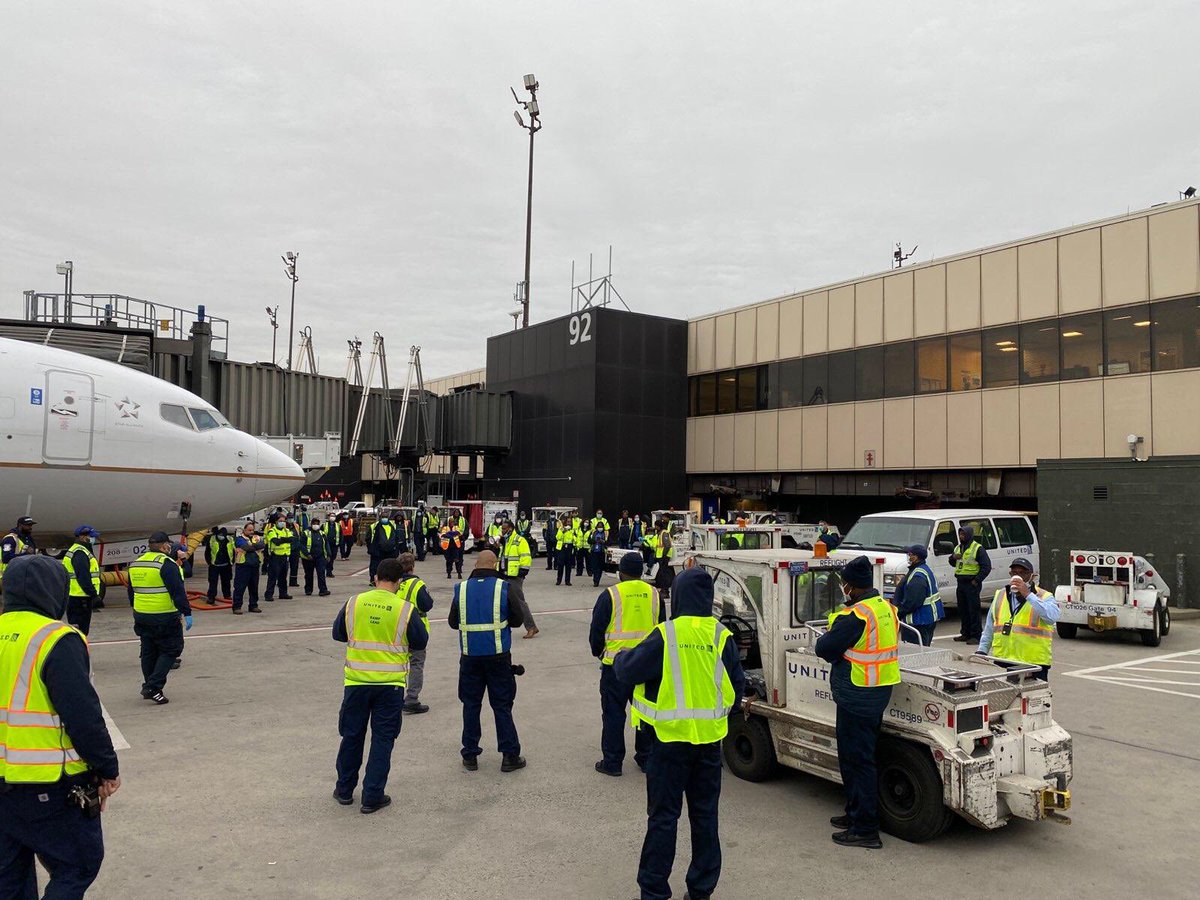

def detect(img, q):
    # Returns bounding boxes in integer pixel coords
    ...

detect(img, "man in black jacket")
[0,555,121,897]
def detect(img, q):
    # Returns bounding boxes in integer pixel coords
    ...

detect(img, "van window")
[994,516,1035,548]
[160,404,195,431]
[840,517,933,552]
[793,570,843,624]
[931,521,957,556]
[959,518,999,550]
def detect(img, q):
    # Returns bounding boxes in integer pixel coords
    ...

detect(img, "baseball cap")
[17,516,35,527]
[1010,557,1034,572]
[74,525,99,538]
[904,544,928,560]
[149,531,171,544]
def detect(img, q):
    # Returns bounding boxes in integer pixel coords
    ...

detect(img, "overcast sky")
[3,1,1197,379]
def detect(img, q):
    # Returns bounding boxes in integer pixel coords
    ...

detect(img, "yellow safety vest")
[828,595,900,687]
[208,536,234,565]
[500,533,532,577]
[602,580,660,664]
[396,575,429,633]
[631,616,735,744]
[0,610,90,782]
[343,589,414,687]
[655,530,673,560]
[556,527,576,551]
[954,541,982,577]
[0,532,29,585]
[235,535,263,565]
[267,525,292,557]
[572,519,587,549]
[63,543,100,598]
[129,551,180,614]
[990,587,1054,667]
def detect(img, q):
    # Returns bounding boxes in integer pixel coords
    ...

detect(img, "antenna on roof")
[892,242,918,269]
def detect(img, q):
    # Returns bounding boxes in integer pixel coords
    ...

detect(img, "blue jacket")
[612,569,746,712]
[893,562,944,626]
[814,589,893,716]
[446,569,525,657]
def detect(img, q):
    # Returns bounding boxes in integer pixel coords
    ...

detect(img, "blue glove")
[184,615,194,631]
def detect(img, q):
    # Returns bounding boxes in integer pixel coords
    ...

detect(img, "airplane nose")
[255,441,306,501]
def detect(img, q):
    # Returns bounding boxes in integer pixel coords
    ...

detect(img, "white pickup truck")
[690,549,1072,841]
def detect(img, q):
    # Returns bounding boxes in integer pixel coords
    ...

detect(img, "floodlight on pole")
[1182,186,1197,200]
[281,251,299,370]
[512,72,542,329]
[265,305,280,366]
[55,260,73,320]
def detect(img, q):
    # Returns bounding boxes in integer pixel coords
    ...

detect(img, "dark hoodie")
[1,556,119,781]
[612,568,745,719]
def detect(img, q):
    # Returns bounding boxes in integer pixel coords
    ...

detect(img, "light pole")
[281,251,299,369]
[55,260,73,320]
[265,306,280,365]
[512,73,541,328]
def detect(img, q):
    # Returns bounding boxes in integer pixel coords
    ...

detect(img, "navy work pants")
[590,549,606,586]
[339,536,354,559]
[66,595,93,637]
[575,547,586,577]
[0,780,105,900]
[289,549,300,586]
[445,547,463,579]
[335,684,405,805]
[555,547,573,585]
[956,577,983,640]
[133,611,184,695]
[458,654,520,758]
[835,704,885,837]
[302,558,328,595]
[232,564,260,610]
[638,735,723,900]
[545,537,556,569]
[207,564,232,600]
[414,532,426,561]
[264,555,291,599]
[902,623,937,646]
[599,665,650,771]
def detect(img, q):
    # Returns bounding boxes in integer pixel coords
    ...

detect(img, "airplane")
[0,336,305,552]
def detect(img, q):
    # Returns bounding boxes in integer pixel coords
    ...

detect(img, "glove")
[184,615,194,631]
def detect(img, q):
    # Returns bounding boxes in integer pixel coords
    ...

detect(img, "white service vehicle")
[1054,551,1171,647]
[686,523,833,552]
[690,549,1072,841]
[482,500,518,550]
[837,509,1039,607]
[341,501,375,517]
[531,506,578,556]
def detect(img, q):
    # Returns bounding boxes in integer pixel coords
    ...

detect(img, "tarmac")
[76,548,1200,899]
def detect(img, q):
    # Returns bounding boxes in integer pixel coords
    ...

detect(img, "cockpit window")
[160,403,195,431]
[188,408,222,431]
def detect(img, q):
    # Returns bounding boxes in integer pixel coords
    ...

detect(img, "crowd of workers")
[0,506,1064,898]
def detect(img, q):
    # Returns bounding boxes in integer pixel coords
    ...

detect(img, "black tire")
[1160,604,1171,637]
[876,738,954,843]
[1141,605,1163,647]
[722,715,777,782]
[1056,622,1078,639]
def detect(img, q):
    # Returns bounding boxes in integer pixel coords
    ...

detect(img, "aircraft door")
[42,370,94,464]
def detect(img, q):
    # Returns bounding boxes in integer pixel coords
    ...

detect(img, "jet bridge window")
[160,403,196,431]
[188,408,222,431]
[792,570,844,625]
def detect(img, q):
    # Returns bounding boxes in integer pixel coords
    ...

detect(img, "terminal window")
[1151,296,1200,371]
[916,337,948,394]
[1019,321,1060,384]
[982,326,1020,388]
[1104,305,1151,375]
[949,332,982,391]
[1059,312,1103,379]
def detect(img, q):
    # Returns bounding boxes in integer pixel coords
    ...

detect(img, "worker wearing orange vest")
[815,555,899,849]
[338,512,356,560]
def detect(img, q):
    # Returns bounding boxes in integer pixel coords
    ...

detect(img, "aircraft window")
[188,408,222,431]
[160,403,196,431]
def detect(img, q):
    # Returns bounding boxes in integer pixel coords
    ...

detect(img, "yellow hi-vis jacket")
[63,542,100,598]
[129,552,178,614]
[602,579,660,664]
[827,595,901,687]
[990,587,1054,666]
[343,589,414,687]
[500,533,532,577]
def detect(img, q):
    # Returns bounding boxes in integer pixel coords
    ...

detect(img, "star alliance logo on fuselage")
[116,397,140,419]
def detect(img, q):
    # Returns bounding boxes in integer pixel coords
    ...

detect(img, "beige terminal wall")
[687,201,1200,474]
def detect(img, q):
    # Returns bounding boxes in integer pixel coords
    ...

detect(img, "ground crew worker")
[393,552,434,715]
[339,512,356,559]
[204,526,236,602]
[617,510,634,549]
[573,515,588,578]
[543,514,559,571]
[264,514,294,601]
[0,556,121,897]
[651,519,674,599]
[817,521,842,551]
[447,550,526,772]
[286,514,303,588]
[232,522,265,614]
[950,525,991,643]
[590,553,665,776]
[441,519,465,580]
[555,515,577,586]
[63,525,101,635]
[127,532,192,705]
[815,555,899,849]
[486,514,505,550]
[499,518,539,638]
[323,515,339,579]
[614,567,745,900]
[445,509,469,550]
[331,557,428,814]
[973,557,1058,681]
[0,516,37,594]
[366,514,400,586]
[640,517,656,576]
[413,503,429,561]
[516,510,531,542]
[301,519,332,597]
[426,506,442,556]
[589,521,608,587]
[893,544,944,646]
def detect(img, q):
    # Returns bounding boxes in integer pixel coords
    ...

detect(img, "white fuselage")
[0,337,305,545]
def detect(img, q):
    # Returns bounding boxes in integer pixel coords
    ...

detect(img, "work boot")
[830,814,851,828]
[232,609,244,615]
[501,754,527,772]
[523,626,540,639]
[249,607,262,614]
[462,756,479,771]
[319,591,332,597]
[832,830,882,849]
[360,795,392,815]
[332,790,353,806]
[594,761,621,777]
[403,702,429,715]
[171,659,181,670]
[953,635,971,642]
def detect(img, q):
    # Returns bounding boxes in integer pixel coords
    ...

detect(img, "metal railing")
[22,292,229,354]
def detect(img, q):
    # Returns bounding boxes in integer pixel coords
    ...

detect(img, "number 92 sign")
[568,312,592,346]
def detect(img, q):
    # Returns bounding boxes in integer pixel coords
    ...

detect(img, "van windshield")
[839,518,933,552]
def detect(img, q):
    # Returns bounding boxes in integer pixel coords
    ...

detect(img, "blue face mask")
[380,518,390,525]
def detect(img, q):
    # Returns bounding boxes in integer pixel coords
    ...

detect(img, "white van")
[836,508,1040,607]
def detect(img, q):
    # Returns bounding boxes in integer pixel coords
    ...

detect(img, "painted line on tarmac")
[88,606,595,646]
[100,702,130,751]
[1079,676,1200,701]
[1065,648,1200,677]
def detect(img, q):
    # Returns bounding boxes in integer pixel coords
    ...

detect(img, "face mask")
[312,525,321,531]
[381,518,389,525]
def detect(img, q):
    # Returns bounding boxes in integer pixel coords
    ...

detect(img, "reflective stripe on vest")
[63,543,100,598]
[954,541,982,577]
[0,612,88,782]
[602,580,660,663]
[457,580,506,655]
[0,533,29,581]
[903,566,944,624]
[343,590,413,685]
[129,552,177,614]
[267,526,292,556]
[397,576,429,630]
[830,596,901,687]
[500,534,532,576]
[990,588,1054,666]
[630,617,735,745]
